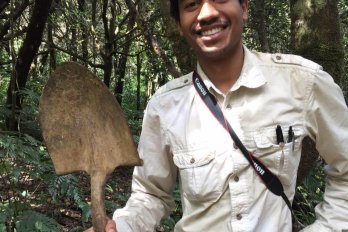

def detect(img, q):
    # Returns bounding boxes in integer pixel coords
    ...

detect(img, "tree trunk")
[290,0,344,182]
[91,0,98,73]
[114,9,136,104]
[47,19,56,71]
[6,0,53,131]
[71,26,78,62]
[78,0,89,63]
[290,0,344,83]
[290,1,344,229]
[136,53,141,111]
[125,0,181,78]
[0,0,30,40]
[254,0,270,52]
[101,0,113,87]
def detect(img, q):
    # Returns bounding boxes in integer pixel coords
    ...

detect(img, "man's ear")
[242,0,249,23]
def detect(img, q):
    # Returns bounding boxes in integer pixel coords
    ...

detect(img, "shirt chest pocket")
[173,149,223,202]
[243,127,303,187]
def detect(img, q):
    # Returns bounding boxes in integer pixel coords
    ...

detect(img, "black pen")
[288,126,293,143]
[276,125,284,144]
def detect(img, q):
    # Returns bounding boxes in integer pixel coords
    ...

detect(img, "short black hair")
[170,0,244,22]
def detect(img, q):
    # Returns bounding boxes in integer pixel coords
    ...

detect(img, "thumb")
[105,219,117,232]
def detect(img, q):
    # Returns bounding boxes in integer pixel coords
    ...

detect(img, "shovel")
[39,62,142,232]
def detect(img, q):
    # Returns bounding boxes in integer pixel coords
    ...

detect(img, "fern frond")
[16,210,63,232]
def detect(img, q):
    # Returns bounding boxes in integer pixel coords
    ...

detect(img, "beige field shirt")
[114,46,348,232]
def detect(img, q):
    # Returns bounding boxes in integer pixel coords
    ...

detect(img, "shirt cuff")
[114,217,133,232]
[300,221,331,232]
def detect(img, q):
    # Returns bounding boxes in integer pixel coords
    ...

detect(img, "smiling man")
[178,0,246,93]
[88,0,348,231]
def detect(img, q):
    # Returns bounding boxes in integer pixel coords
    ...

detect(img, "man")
[89,0,348,231]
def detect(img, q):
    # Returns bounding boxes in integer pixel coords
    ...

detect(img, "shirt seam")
[302,71,316,140]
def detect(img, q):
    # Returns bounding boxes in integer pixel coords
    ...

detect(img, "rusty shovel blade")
[39,62,142,232]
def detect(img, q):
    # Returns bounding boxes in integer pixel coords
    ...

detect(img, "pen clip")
[288,126,295,151]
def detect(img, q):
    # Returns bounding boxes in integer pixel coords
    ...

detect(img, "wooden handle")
[91,171,107,232]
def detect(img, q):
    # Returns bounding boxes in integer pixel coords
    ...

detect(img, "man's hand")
[84,219,117,232]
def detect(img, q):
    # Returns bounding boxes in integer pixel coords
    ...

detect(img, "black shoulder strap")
[192,71,292,211]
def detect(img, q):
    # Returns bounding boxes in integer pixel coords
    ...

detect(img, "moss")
[291,0,344,83]
[297,43,344,83]
[293,0,314,19]
[312,0,327,10]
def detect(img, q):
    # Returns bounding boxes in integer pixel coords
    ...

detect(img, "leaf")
[0,224,6,232]
[78,202,91,223]
[15,210,63,232]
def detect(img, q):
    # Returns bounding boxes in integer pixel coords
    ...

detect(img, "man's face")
[177,0,248,61]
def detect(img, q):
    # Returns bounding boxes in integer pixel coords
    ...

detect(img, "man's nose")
[197,2,219,22]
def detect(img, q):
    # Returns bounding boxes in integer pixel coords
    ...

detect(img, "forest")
[0,0,347,231]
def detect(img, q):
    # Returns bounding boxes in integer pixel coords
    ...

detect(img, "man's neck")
[198,45,245,94]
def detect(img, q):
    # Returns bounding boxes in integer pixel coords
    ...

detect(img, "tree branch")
[124,0,181,78]
[0,0,31,40]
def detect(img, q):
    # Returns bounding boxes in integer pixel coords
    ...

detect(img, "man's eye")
[184,1,199,11]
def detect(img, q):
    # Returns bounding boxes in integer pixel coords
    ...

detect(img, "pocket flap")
[173,150,215,169]
[253,132,275,149]
[243,130,275,150]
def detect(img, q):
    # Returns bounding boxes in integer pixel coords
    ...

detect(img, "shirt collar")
[196,45,267,94]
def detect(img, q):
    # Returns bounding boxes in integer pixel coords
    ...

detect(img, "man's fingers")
[83,219,116,232]
[84,227,94,232]
[105,219,117,232]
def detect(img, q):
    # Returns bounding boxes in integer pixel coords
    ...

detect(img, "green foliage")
[0,201,31,231]
[293,161,326,226]
[245,0,291,53]
[159,184,182,231]
[0,207,63,232]
[15,210,63,232]
[0,129,86,230]
[0,85,90,230]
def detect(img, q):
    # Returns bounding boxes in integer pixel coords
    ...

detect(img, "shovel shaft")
[91,171,107,232]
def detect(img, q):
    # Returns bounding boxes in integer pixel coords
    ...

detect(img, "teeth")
[201,28,223,36]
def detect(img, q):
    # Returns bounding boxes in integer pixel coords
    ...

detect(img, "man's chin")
[196,47,231,61]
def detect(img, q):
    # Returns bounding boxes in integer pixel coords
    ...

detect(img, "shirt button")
[234,176,239,182]
[226,104,232,109]
[190,158,195,164]
[184,79,189,83]
[276,55,282,60]
[236,214,242,220]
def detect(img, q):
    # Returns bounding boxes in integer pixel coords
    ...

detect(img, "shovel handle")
[91,171,107,232]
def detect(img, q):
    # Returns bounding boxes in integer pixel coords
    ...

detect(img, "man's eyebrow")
[180,0,197,6]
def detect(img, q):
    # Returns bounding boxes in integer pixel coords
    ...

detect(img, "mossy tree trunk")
[290,0,344,83]
[254,0,270,52]
[290,0,345,182]
[6,0,53,131]
[290,1,344,229]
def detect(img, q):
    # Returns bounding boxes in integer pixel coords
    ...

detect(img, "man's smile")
[201,27,224,36]
[192,21,229,38]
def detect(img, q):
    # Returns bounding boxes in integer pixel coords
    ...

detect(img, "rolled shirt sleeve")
[113,96,177,231]
[302,69,348,231]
